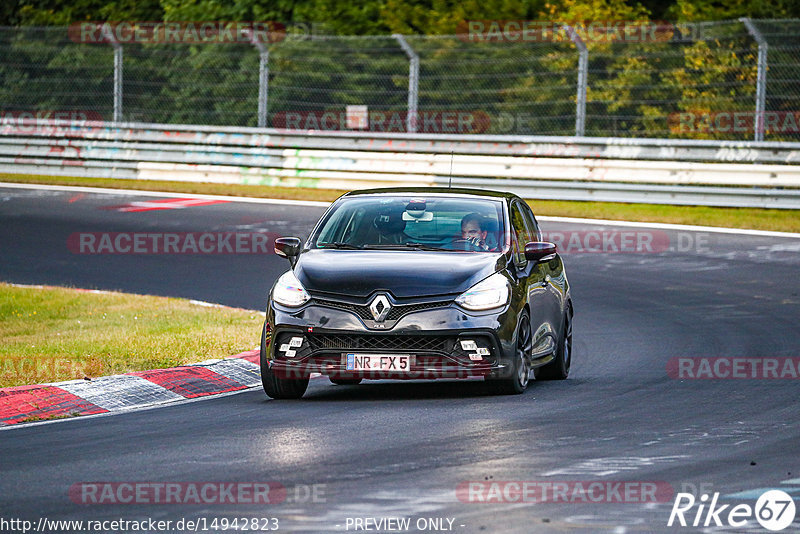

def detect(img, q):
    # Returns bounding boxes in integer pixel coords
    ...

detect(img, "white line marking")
[536,215,800,238]
[4,181,800,237]
[0,181,331,207]
[542,455,688,477]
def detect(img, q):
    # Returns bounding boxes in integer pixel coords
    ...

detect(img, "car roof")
[342,187,519,201]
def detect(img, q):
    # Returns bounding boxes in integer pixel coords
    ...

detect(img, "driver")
[460,213,490,251]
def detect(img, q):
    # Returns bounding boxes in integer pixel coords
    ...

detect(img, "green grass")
[526,200,800,233]
[18,413,80,423]
[2,173,799,233]
[0,283,265,388]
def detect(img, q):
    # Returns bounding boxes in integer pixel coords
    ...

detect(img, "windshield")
[311,195,506,252]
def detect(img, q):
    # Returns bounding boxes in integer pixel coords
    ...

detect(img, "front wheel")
[487,312,532,395]
[260,323,309,399]
[534,311,572,381]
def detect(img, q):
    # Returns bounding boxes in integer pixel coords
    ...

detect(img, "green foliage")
[666,0,800,21]
[6,0,800,31]
[1,1,799,140]
[379,0,549,35]
[13,0,164,25]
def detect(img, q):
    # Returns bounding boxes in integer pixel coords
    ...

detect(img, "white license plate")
[344,353,413,371]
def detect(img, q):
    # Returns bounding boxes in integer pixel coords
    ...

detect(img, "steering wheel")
[450,238,485,251]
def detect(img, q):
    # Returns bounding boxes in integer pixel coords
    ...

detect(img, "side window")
[520,202,541,241]
[509,201,528,265]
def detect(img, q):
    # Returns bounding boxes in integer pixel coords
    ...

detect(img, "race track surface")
[1,185,799,533]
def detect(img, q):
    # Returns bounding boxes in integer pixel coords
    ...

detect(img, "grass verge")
[2,173,800,233]
[0,283,264,388]
[526,200,800,233]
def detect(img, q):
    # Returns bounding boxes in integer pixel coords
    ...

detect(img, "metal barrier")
[2,120,800,209]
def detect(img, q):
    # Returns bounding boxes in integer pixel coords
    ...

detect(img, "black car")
[260,187,573,399]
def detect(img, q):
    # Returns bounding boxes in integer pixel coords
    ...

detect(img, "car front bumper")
[265,299,517,380]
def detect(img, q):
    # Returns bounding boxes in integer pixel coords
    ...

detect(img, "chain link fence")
[1,20,798,140]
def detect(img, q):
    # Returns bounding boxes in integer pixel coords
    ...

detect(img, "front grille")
[386,301,450,321]
[313,298,451,322]
[307,334,453,353]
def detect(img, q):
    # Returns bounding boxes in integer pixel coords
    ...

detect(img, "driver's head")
[461,213,487,241]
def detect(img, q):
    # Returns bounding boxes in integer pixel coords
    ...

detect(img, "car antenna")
[448,150,454,188]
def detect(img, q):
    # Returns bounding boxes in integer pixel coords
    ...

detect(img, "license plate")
[344,353,413,371]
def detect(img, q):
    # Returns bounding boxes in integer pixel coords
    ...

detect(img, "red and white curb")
[102,197,230,212]
[0,349,263,427]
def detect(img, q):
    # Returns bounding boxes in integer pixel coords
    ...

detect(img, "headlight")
[272,270,310,307]
[455,272,510,311]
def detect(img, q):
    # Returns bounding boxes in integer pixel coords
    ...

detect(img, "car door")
[509,200,552,355]
[522,203,569,339]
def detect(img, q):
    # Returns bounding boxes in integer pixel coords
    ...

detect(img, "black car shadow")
[303,378,518,401]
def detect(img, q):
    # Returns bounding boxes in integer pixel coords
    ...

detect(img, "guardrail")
[2,120,800,209]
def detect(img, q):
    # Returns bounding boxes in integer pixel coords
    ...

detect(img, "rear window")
[311,196,506,252]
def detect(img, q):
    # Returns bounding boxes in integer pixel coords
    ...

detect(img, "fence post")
[741,18,768,142]
[393,34,419,133]
[563,25,587,137]
[101,26,123,123]
[244,29,269,128]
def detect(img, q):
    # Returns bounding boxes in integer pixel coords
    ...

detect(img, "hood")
[295,249,505,298]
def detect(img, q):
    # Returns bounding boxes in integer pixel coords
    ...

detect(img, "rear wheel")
[487,312,532,395]
[534,310,572,381]
[260,323,309,399]
[329,378,363,386]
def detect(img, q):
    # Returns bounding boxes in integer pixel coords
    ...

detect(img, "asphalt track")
[1,185,800,533]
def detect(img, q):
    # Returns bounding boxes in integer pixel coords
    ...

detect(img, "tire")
[533,309,572,381]
[487,311,532,395]
[329,378,363,386]
[260,323,309,399]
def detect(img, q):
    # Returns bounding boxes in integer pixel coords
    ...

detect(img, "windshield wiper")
[366,243,451,251]
[405,242,452,251]
[321,242,363,249]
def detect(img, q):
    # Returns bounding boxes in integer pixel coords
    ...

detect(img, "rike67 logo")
[669,490,796,531]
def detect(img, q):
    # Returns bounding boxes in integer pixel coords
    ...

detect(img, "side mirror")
[524,241,557,263]
[274,237,302,267]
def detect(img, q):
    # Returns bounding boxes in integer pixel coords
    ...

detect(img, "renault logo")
[369,295,392,322]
